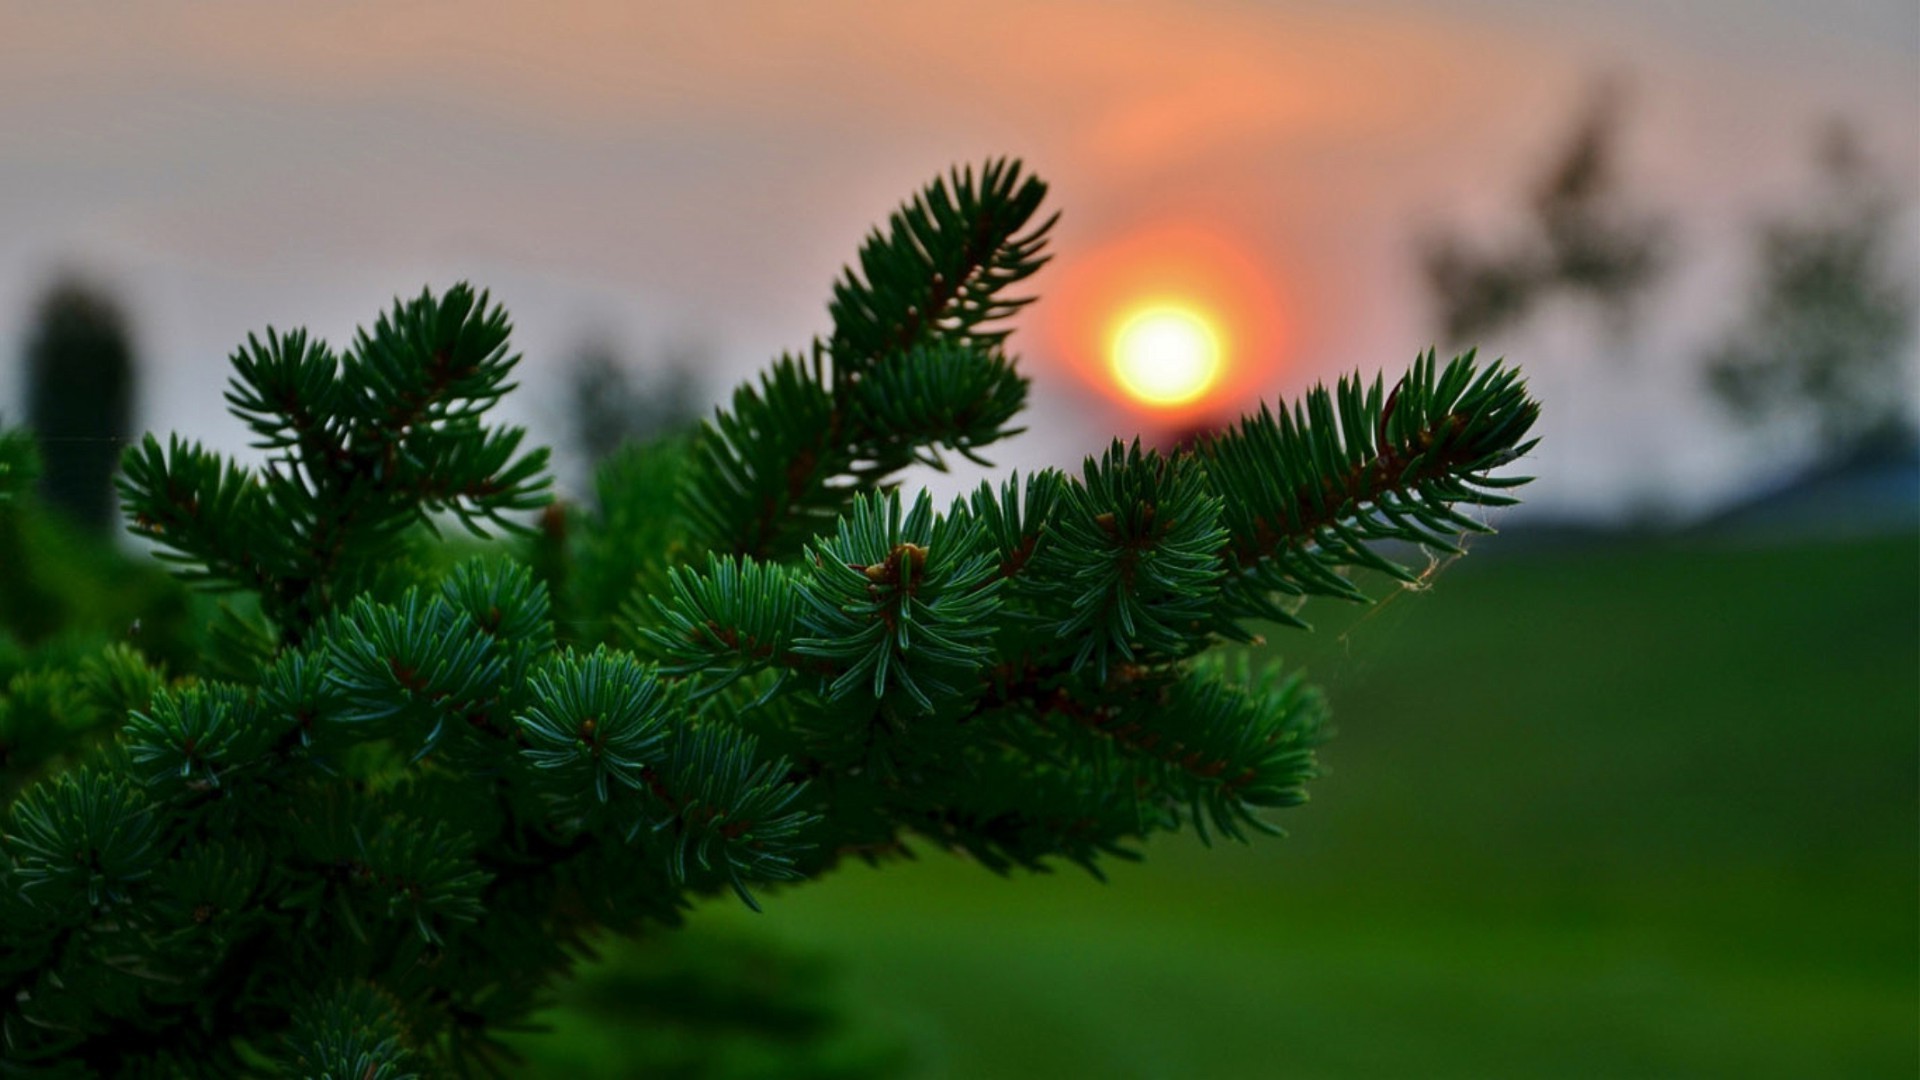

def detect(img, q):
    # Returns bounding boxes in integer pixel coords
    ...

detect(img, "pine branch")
[829,158,1055,365]
[1031,441,1228,679]
[278,982,422,1080]
[1055,658,1328,844]
[1200,350,1538,618]
[849,341,1028,470]
[685,160,1052,561]
[681,350,840,560]
[517,646,817,908]
[792,491,1001,713]
[640,554,805,693]
[4,159,1541,1073]
[119,285,551,645]
[966,469,1065,586]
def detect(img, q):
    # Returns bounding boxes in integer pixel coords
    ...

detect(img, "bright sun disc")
[1110,305,1223,407]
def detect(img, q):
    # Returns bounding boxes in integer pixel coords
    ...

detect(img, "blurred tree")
[1423,83,1671,346]
[568,337,703,464]
[1705,123,1917,459]
[517,927,907,1078]
[546,341,706,630]
[21,277,137,532]
[0,427,38,508]
[0,425,195,783]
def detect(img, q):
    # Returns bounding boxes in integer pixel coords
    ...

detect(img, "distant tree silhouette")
[567,337,703,465]
[1423,83,1670,347]
[22,276,136,531]
[1705,123,1916,459]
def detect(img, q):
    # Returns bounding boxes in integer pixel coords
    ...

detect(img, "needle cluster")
[1,160,1537,1075]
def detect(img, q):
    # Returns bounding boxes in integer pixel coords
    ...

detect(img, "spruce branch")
[118,435,284,593]
[517,647,816,907]
[848,341,1029,469]
[914,744,1163,878]
[640,554,805,693]
[123,682,273,796]
[519,646,674,806]
[330,590,512,752]
[681,350,840,559]
[1063,658,1328,844]
[966,469,1065,586]
[277,981,422,1080]
[119,284,551,645]
[645,722,815,906]
[1200,350,1538,621]
[685,159,1052,561]
[5,767,161,916]
[3,158,1540,1073]
[1032,441,1228,679]
[829,158,1055,365]
[793,491,1001,713]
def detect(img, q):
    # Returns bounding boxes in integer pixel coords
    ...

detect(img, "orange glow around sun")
[1045,224,1286,420]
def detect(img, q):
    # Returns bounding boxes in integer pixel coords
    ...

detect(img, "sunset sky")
[2,1,1915,518]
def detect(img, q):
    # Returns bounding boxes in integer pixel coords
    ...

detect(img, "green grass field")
[523,530,1918,1078]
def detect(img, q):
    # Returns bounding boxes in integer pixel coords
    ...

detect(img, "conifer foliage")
[1,160,1538,1074]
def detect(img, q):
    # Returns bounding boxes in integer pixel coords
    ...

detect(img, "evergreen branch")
[848,341,1028,470]
[1032,441,1228,678]
[681,350,840,559]
[4,768,161,917]
[258,644,348,760]
[1092,660,1328,843]
[830,158,1055,365]
[793,491,1001,712]
[515,649,815,908]
[120,285,552,644]
[641,554,803,693]
[145,837,265,952]
[75,644,166,724]
[966,469,1065,587]
[123,683,276,796]
[644,722,816,909]
[686,159,1051,560]
[439,560,553,651]
[223,327,342,455]
[347,285,520,433]
[329,590,512,754]
[903,744,1166,877]
[355,817,493,945]
[406,425,553,536]
[4,161,1542,1070]
[278,981,423,1080]
[118,435,284,592]
[519,647,674,806]
[1199,350,1538,618]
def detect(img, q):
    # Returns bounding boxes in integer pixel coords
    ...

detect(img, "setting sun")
[1110,304,1225,407]
[1046,225,1285,420]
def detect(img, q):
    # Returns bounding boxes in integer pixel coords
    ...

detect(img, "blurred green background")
[520,528,1916,1079]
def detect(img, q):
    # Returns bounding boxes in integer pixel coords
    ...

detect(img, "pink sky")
[2,0,1914,517]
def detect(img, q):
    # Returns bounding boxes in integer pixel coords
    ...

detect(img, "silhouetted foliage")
[1705,123,1917,458]
[21,277,137,532]
[1423,83,1670,346]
